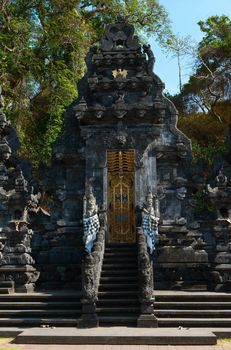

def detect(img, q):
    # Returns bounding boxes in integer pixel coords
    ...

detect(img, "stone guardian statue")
[142,191,159,253]
[83,188,100,253]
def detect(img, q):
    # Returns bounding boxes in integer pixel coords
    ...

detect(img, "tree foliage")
[167,15,231,165]
[0,0,171,165]
[179,16,231,120]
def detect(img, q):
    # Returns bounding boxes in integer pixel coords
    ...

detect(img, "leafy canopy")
[173,15,231,165]
[0,0,171,165]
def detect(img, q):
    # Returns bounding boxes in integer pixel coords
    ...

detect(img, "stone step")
[106,243,137,248]
[0,292,81,302]
[14,327,217,345]
[99,283,138,291]
[98,291,138,298]
[0,301,81,309]
[0,281,15,287]
[98,315,138,326]
[102,263,137,269]
[155,301,231,310]
[0,309,81,317]
[0,288,14,294]
[96,244,139,328]
[97,298,139,306]
[103,257,137,263]
[154,293,231,302]
[104,252,137,257]
[0,318,79,327]
[155,310,231,318]
[97,307,139,313]
[101,267,137,272]
[158,318,231,327]
[0,281,15,294]
[100,276,137,283]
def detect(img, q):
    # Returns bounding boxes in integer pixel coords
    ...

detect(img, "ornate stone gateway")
[107,150,135,243]
[4,14,231,302]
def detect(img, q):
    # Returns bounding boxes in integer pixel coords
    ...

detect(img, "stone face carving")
[176,187,187,200]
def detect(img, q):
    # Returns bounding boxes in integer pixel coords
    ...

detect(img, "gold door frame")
[107,150,135,243]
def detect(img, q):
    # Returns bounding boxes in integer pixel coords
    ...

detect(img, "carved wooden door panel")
[107,150,135,243]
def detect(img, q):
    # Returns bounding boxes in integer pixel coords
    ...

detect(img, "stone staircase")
[97,243,140,326]
[0,260,231,330]
[0,292,81,327]
[154,291,231,327]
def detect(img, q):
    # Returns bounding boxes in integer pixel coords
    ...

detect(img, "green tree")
[0,0,171,165]
[166,15,231,164]
[181,15,231,121]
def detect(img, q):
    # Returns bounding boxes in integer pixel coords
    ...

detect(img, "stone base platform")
[14,327,216,345]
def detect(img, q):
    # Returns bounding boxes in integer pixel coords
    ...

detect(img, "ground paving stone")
[14,344,231,350]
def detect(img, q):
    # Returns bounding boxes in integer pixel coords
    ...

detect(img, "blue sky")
[149,0,231,95]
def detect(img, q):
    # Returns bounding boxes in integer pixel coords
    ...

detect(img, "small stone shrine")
[1,16,231,327]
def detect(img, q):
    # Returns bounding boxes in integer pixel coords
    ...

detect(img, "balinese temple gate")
[1,16,231,328]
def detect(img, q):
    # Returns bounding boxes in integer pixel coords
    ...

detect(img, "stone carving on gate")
[100,15,139,51]
[0,87,40,293]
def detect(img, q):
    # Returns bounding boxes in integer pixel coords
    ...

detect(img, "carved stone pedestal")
[137,228,158,328]
[137,314,158,328]
[137,301,158,327]
[78,300,98,328]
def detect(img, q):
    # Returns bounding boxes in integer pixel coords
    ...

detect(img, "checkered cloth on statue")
[142,213,159,254]
[83,214,100,253]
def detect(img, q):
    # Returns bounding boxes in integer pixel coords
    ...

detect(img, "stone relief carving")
[0,86,40,292]
[100,15,139,51]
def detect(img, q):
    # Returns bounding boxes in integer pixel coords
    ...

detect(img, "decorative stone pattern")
[206,157,231,291]
[0,87,40,292]
[80,225,105,327]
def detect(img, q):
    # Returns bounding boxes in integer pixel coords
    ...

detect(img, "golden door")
[107,150,135,243]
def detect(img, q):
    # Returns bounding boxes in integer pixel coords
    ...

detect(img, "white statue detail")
[83,188,100,253]
[142,191,159,254]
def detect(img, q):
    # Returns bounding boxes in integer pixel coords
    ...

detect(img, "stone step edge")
[14,327,216,345]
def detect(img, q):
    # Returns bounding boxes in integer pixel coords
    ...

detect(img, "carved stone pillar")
[79,228,105,327]
[137,227,158,327]
[206,171,231,291]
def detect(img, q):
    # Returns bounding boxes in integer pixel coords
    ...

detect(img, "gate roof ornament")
[72,16,173,125]
[100,15,140,51]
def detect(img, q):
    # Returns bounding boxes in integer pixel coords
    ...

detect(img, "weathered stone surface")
[0,87,40,293]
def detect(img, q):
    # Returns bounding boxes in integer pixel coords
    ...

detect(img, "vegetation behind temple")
[0,1,230,166]
[0,0,171,165]
[169,15,231,165]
